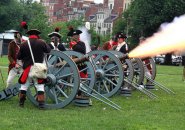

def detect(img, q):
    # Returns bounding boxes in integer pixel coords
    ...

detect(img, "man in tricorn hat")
[17,29,51,109]
[115,32,129,54]
[67,27,90,102]
[67,27,86,54]
[48,31,66,51]
[115,32,131,96]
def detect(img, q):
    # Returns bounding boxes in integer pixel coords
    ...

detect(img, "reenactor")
[139,36,155,89]
[17,29,51,109]
[115,32,129,54]
[67,27,92,105]
[115,32,131,96]
[6,31,23,88]
[48,28,66,51]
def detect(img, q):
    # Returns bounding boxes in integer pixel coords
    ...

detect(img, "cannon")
[0,50,122,110]
[108,51,158,99]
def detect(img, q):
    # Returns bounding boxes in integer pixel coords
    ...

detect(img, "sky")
[94,0,103,3]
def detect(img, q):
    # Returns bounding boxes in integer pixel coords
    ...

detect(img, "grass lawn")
[0,56,185,130]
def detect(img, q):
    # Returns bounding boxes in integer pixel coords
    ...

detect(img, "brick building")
[41,0,132,35]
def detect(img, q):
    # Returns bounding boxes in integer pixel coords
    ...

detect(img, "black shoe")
[19,93,26,108]
[38,102,45,110]
[145,85,155,89]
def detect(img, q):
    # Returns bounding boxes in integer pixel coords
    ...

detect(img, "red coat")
[7,40,20,73]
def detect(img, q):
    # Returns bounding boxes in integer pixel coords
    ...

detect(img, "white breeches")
[6,68,22,88]
[144,66,152,78]
[20,75,45,92]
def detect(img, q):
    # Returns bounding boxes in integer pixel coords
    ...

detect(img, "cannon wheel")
[109,51,134,83]
[63,50,95,94]
[87,50,124,97]
[26,50,80,109]
[131,58,145,85]
[142,58,156,80]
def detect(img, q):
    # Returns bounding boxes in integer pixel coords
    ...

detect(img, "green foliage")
[67,18,84,27]
[19,1,50,40]
[112,17,127,35]
[0,0,24,32]
[0,0,49,40]
[89,29,99,46]
[0,56,8,66]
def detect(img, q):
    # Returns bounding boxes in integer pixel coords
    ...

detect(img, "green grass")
[0,56,185,130]
[0,55,8,66]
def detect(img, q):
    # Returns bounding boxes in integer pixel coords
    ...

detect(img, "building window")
[110,4,113,9]
[103,31,106,36]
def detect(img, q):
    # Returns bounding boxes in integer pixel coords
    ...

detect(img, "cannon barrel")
[73,56,89,64]
[55,56,89,67]
[103,54,129,65]
[119,54,129,61]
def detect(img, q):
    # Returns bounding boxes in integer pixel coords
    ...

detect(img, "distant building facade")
[41,0,132,35]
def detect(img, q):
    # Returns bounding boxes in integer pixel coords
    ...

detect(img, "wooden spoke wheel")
[109,51,134,83]
[26,50,80,109]
[131,58,145,85]
[87,50,124,97]
[63,50,95,95]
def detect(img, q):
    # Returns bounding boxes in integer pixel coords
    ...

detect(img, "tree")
[0,0,49,41]
[112,17,127,36]
[0,0,24,32]
[22,2,50,40]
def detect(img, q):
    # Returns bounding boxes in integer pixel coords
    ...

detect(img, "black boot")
[19,90,26,107]
[37,91,45,109]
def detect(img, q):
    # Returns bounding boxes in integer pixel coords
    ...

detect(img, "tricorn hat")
[48,32,61,38]
[116,32,127,39]
[14,32,22,38]
[26,29,41,35]
[67,26,82,36]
